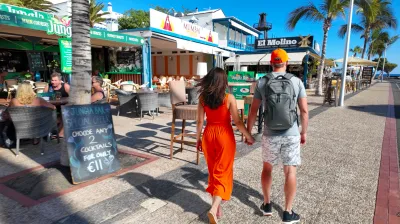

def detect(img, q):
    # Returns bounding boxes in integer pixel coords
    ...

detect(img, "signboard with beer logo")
[227,71,255,83]
[255,35,314,49]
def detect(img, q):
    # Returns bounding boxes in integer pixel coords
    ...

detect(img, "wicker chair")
[115,89,137,116]
[8,106,59,156]
[169,81,199,164]
[137,92,158,120]
[158,92,172,108]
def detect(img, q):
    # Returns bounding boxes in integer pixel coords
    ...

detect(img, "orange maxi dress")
[202,94,236,200]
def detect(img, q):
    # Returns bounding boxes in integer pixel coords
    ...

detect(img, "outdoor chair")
[5,79,17,101]
[115,89,137,116]
[137,92,158,120]
[169,81,200,164]
[158,92,172,108]
[8,106,60,156]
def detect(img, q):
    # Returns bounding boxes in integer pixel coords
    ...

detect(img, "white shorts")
[262,135,301,166]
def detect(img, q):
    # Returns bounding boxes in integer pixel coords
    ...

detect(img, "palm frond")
[388,35,399,46]
[338,23,364,38]
[286,2,325,30]
[89,0,110,28]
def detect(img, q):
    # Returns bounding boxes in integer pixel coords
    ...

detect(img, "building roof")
[213,17,261,35]
[186,9,222,16]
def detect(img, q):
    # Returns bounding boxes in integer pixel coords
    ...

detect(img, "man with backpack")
[246,48,308,223]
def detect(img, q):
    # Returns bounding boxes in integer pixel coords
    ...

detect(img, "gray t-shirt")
[254,72,307,136]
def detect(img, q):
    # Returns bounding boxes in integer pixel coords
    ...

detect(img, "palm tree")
[350,46,363,57]
[89,0,110,28]
[287,0,350,96]
[8,0,59,13]
[338,0,397,58]
[2,0,23,6]
[60,0,92,166]
[370,32,399,78]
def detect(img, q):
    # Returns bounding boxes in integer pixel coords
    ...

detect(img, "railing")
[253,22,272,30]
[227,40,254,51]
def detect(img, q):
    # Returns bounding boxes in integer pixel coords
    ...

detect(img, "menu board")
[117,51,135,64]
[62,104,121,184]
[26,51,46,71]
[59,38,72,73]
[362,67,373,82]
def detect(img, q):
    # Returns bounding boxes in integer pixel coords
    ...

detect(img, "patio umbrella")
[334,57,377,66]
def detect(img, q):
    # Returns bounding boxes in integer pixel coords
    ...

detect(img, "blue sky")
[111,0,400,74]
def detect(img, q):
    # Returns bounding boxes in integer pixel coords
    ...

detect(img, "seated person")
[91,76,106,103]
[45,72,70,97]
[9,82,56,145]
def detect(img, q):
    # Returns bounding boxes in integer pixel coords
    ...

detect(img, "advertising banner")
[59,38,72,73]
[150,9,218,46]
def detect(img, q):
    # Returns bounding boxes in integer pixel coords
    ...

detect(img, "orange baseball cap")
[270,48,289,64]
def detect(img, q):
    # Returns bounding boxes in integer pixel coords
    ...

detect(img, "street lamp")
[381,43,388,82]
[338,0,355,107]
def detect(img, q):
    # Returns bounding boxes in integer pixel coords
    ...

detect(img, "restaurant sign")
[48,16,72,38]
[0,3,53,20]
[149,9,218,46]
[0,6,144,46]
[0,11,48,31]
[255,35,314,49]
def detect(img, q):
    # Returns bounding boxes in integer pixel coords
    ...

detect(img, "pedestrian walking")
[246,48,309,223]
[196,67,255,224]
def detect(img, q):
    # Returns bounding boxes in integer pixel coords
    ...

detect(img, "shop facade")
[120,9,234,84]
[0,3,144,84]
[225,35,332,87]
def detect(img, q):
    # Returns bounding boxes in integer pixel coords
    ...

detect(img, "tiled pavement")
[0,81,398,224]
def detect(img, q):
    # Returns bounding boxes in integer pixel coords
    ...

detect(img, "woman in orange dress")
[196,68,254,224]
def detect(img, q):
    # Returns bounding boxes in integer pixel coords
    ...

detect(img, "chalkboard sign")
[117,51,135,64]
[26,51,46,71]
[62,104,121,184]
[362,67,373,83]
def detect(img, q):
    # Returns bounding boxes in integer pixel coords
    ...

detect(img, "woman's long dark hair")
[196,67,228,109]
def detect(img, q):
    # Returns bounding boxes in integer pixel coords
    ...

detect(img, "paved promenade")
[0,81,398,224]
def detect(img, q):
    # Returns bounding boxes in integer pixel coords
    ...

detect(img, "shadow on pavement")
[347,105,391,118]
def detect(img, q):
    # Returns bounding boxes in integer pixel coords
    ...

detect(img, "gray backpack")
[263,73,298,130]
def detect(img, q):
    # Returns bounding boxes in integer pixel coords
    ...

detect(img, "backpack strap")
[284,73,294,80]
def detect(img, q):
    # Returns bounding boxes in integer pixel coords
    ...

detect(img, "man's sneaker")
[282,210,300,224]
[260,203,272,216]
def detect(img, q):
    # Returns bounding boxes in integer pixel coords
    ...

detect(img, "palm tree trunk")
[60,0,92,166]
[361,31,369,59]
[373,57,380,78]
[316,26,329,96]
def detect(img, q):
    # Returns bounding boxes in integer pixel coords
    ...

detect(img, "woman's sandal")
[207,211,218,224]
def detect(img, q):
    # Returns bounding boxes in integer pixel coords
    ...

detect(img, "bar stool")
[169,81,200,164]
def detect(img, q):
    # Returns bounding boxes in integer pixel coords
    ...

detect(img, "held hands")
[300,133,307,145]
[245,135,255,146]
[196,140,202,152]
